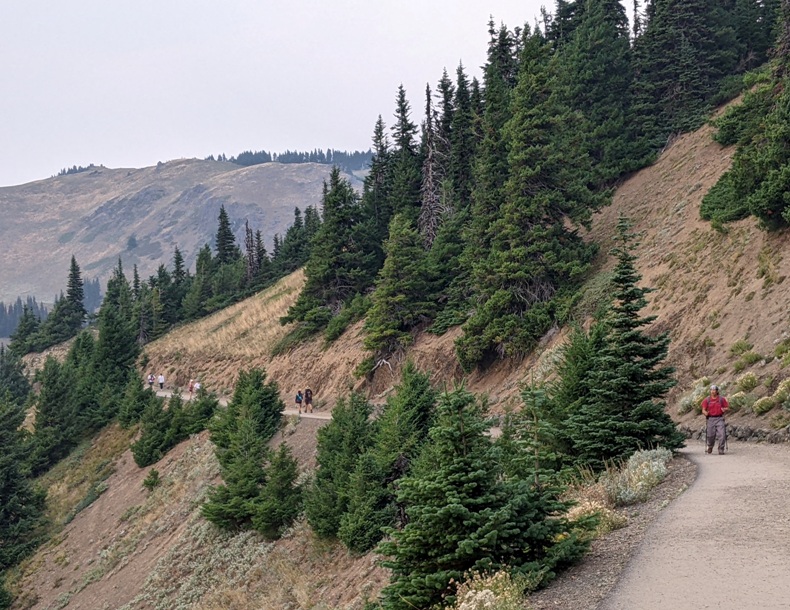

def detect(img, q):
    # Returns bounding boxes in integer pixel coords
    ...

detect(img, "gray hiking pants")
[706,416,726,452]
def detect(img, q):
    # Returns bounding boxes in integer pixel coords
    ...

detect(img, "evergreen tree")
[387,86,422,224]
[555,0,638,183]
[339,361,436,553]
[360,116,392,266]
[631,0,738,149]
[363,215,433,362]
[547,0,584,48]
[202,416,269,529]
[130,396,172,467]
[435,69,455,177]
[8,305,39,356]
[94,259,139,394]
[251,443,303,540]
[448,64,476,213]
[181,245,213,319]
[304,393,374,537]
[118,376,157,428]
[0,394,46,573]
[457,30,603,370]
[30,257,86,349]
[27,357,77,475]
[283,168,377,331]
[203,368,284,529]
[215,205,240,265]
[0,345,30,405]
[565,217,684,469]
[463,22,520,297]
[378,386,587,610]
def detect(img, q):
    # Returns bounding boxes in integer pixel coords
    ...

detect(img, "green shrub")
[730,340,754,356]
[753,396,775,415]
[727,391,753,413]
[142,468,161,491]
[772,379,790,404]
[735,372,759,392]
[599,448,673,507]
[734,352,763,372]
[770,413,790,430]
[775,339,790,360]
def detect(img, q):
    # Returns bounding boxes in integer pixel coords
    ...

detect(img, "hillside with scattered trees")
[3,1,790,609]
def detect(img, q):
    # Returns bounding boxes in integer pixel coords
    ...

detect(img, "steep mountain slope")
[144,114,790,423]
[0,160,360,302]
[10,113,790,609]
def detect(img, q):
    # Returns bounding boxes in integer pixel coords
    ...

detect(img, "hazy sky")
[0,1,550,187]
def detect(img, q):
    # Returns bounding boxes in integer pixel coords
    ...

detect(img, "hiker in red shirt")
[701,384,729,454]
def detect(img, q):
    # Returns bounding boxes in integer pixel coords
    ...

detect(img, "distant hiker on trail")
[147,373,155,389]
[304,387,313,413]
[158,374,165,390]
[702,384,729,454]
[295,390,303,414]
[188,379,194,397]
[194,380,201,392]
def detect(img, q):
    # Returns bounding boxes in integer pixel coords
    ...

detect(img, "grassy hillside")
[0,160,361,303]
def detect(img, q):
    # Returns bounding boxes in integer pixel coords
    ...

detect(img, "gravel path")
[601,441,790,610]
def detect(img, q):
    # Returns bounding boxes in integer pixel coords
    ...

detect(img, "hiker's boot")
[706,446,713,454]
[719,448,726,454]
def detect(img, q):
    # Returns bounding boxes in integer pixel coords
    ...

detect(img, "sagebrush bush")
[730,340,753,356]
[448,571,532,610]
[734,352,763,372]
[600,448,673,507]
[565,499,626,539]
[727,391,753,413]
[772,379,790,404]
[736,372,759,392]
[677,378,711,415]
[753,396,775,415]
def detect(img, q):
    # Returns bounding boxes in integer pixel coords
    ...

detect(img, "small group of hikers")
[147,373,166,390]
[294,387,314,414]
[701,384,729,455]
[187,378,202,396]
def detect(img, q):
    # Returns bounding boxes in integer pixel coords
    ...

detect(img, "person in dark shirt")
[304,387,313,413]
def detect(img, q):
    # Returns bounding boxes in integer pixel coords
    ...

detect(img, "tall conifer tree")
[565,217,684,468]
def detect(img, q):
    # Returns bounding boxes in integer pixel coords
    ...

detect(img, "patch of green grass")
[730,339,754,357]
[270,324,316,357]
[733,351,763,373]
[64,481,109,525]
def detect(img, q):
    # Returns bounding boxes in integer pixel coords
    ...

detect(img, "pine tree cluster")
[284,0,776,372]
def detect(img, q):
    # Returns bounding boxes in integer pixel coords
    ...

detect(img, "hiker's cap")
[710,384,719,391]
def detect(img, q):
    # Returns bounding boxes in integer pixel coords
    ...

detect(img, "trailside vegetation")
[701,0,790,229]
[378,386,588,610]
[201,368,300,538]
[534,216,685,471]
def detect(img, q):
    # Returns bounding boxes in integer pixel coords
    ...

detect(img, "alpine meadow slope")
[0,160,361,303]
[9,105,790,609]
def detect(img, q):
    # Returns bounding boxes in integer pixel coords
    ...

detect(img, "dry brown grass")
[143,270,305,391]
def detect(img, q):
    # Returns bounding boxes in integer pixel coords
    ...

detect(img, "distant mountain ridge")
[0,159,361,302]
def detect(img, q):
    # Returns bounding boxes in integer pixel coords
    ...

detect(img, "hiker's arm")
[701,398,708,417]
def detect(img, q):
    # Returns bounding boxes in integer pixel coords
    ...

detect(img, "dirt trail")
[600,441,790,610]
[154,388,332,420]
